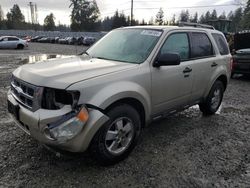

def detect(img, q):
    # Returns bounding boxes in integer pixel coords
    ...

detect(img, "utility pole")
[131,0,133,26]
[28,2,38,24]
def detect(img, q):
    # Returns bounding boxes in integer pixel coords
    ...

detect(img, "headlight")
[42,88,80,110]
[44,106,89,143]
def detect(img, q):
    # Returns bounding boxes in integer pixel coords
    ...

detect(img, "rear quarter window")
[191,32,214,58]
[212,33,229,55]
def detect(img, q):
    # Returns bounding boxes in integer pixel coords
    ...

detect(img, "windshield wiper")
[78,51,89,55]
[93,56,113,61]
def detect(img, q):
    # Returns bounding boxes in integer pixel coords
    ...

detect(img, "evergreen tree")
[112,10,128,29]
[241,0,250,29]
[190,12,198,23]
[211,9,218,20]
[6,4,25,29]
[233,8,243,31]
[204,11,211,22]
[70,0,100,31]
[180,10,189,22]
[44,13,55,31]
[199,14,206,24]
[0,5,4,21]
[148,16,154,25]
[155,8,164,25]
[219,11,226,19]
[170,14,176,25]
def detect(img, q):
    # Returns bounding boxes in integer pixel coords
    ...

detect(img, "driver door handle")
[183,67,192,73]
[211,62,218,67]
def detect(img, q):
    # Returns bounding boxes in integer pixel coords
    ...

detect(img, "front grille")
[10,76,43,111]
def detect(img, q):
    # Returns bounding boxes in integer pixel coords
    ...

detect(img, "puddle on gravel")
[190,104,222,114]
[19,54,72,64]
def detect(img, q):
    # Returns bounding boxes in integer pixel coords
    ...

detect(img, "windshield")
[87,28,162,64]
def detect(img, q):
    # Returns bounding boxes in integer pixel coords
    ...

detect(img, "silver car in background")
[0,36,28,49]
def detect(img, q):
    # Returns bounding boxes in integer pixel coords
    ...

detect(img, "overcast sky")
[0,0,246,25]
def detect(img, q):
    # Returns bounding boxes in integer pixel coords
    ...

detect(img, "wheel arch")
[204,72,229,99]
[104,97,146,128]
[216,74,228,91]
[17,43,24,49]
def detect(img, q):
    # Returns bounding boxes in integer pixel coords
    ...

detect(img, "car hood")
[236,48,250,54]
[13,55,138,89]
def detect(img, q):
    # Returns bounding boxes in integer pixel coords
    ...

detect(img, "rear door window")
[191,32,214,58]
[8,37,19,41]
[212,33,229,55]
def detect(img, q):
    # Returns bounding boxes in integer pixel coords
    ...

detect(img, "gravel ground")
[0,43,250,188]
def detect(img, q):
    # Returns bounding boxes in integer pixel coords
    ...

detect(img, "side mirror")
[153,53,181,67]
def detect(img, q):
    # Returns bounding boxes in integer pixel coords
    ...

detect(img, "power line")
[132,3,243,10]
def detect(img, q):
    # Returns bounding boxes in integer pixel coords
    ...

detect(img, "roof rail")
[179,22,215,30]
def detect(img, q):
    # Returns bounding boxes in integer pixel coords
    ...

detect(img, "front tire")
[90,104,141,165]
[199,80,224,115]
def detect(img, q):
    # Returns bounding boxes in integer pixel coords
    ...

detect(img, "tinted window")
[160,33,189,61]
[212,33,229,55]
[8,37,19,41]
[191,32,214,58]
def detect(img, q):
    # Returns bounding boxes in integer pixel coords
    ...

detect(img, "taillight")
[230,57,235,71]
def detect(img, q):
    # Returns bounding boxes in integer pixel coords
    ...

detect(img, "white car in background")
[0,36,28,49]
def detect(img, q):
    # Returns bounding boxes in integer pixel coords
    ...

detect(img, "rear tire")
[17,44,24,49]
[90,104,141,165]
[199,80,224,115]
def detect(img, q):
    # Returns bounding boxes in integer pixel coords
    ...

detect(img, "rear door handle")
[211,62,218,67]
[183,67,192,73]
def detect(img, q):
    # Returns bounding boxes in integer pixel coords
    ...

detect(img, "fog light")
[45,106,89,143]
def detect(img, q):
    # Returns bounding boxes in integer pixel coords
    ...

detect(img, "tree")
[211,9,218,20]
[0,5,4,29]
[44,13,55,31]
[180,10,189,22]
[170,14,176,25]
[199,14,206,24]
[219,11,226,19]
[241,0,250,29]
[112,10,128,29]
[140,19,147,25]
[70,0,100,31]
[190,12,198,23]
[155,8,164,25]
[6,4,25,29]
[204,11,211,22]
[0,5,4,21]
[233,8,243,31]
[148,16,154,25]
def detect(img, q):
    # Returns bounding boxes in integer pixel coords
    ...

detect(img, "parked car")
[76,37,84,45]
[67,37,77,45]
[0,36,28,49]
[231,31,250,77]
[54,37,60,43]
[83,36,96,45]
[25,36,32,42]
[232,49,250,77]
[37,37,49,43]
[7,25,231,165]
[58,37,69,44]
[31,36,44,42]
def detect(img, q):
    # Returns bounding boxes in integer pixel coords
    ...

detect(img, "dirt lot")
[0,43,250,188]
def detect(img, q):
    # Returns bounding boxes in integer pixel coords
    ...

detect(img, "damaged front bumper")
[7,91,109,152]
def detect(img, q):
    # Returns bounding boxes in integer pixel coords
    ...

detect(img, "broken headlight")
[44,106,89,143]
[42,88,80,110]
